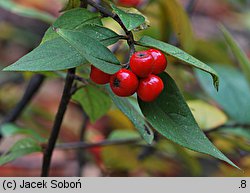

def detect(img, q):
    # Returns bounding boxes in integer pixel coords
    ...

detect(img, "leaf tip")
[2,66,11,72]
[212,72,220,91]
[214,80,219,92]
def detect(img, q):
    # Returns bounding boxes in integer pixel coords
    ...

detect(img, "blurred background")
[0,0,250,176]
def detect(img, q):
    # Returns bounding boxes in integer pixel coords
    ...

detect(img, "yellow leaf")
[159,0,194,52]
[107,109,135,130]
[187,100,228,130]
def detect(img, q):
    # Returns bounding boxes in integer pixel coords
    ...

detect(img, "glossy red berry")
[117,0,142,7]
[130,51,154,78]
[90,65,111,84]
[110,69,139,97]
[148,49,167,74]
[137,74,164,102]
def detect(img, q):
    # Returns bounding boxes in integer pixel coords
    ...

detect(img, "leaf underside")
[106,86,154,144]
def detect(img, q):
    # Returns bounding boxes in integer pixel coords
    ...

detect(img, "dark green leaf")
[3,37,86,71]
[42,8,102,43]
[111,4,145,31]
[106,86,154,144]
[196,65,250,123]
[3,8,121,72]
[137,36,219,90]
[55,28,121,74]
[0,0,55,24]
[3,29,121,72]
[138,72,238,169]
[68,24,121,46]
[0,138,42,166]
[45,23,120,46]
[72,85,112,122]
[4,8,119,73]
[220,25,250,83]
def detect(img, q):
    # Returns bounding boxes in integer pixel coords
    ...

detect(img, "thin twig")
[76,110,89,176]
[2,74,44,123]
[0,74,45,137]
[86,0,116,18]
[86,0,136,56]
[41,68,76,177]
[56,138,141,149]
[69,73,89,85]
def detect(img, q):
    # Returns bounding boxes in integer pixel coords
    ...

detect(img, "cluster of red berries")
[90,49,167,102]
[117,0,142,7]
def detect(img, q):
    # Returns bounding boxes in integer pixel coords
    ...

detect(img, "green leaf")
[3,8,121,72]
[138,72,238,169]
[106,86,154,144]
[3,37,85,71]
[111,4,146,31]
[0,123,45,142]
[45,23,120,46]
[54,28,121,74]
[72,85,112,122]
[60,0,81,12]
[0,124,20,137]
[0,0,55,24]
[159,0,194,51]
[0,138,42,166]
[220,25,250,83]
[196,65,250,124]
[68,24,121,46]
[3,29,121,73]
[42,8,102,43]
[137,36,219,90]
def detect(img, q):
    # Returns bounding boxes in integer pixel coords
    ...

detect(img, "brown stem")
[41,68,76,177]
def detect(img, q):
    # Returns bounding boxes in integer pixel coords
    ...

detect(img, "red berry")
[130,51,154,78]
[90,65,111,84]
[110,69,139,97]
[117,0,142,7]
[148,49,167,74]
[137,74,164,102]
